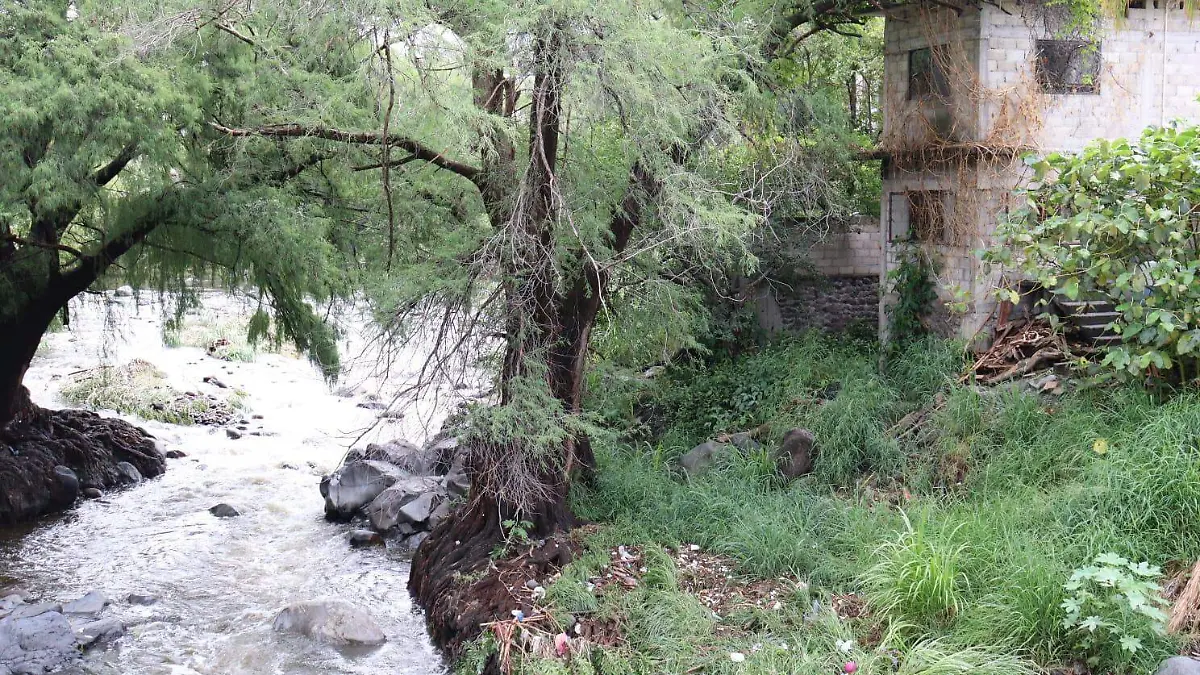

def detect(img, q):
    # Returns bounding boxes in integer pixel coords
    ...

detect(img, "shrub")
[864,515,969,629]
[1060,554,1169,671]
[988,124,1200,382]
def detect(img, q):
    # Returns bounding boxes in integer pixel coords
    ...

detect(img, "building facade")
[877,0,1200,343]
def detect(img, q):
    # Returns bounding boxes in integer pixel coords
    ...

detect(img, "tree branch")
[209,122,483,185]
[93,142,140,187]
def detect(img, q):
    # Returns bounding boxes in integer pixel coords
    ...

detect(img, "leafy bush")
[1060,554,1169,671]
[989,124,1200,381]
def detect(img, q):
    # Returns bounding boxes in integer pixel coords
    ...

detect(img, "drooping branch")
[209,122,483,186]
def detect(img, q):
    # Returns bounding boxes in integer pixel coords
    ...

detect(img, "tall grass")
[527,333,1198,674]
[863,515,969,629]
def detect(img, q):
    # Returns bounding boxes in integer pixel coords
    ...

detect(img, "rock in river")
[348,440,437,476]
[348,530,383,548]
[62,590,109,617]
[53,466,79,503]
[115,461,142,484]
[209,503,240,518]
[272,600,386,646]
[363,476,445,532]
[76,617,125,647]
[323,460,406,521]
[0,610,79,674]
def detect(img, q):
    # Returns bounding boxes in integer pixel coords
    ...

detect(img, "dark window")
[1036,40,1101,94]
[908,47,951,100]
[908,191,949,243]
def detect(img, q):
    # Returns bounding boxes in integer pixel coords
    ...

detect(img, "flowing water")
[2,291,462,674]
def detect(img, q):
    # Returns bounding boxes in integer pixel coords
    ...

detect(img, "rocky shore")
[0,390,166,524]
[322,424,469,551]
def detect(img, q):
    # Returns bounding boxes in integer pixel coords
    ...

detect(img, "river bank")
[1,291,457,674]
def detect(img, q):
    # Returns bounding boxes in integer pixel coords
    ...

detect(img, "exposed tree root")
[0,391,165,524]
[409,493,579,659]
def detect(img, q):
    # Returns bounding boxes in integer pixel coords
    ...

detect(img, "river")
[2,291,454,674]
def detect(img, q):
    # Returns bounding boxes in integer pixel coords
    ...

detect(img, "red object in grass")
[555,633,570,656]
[844,662,858,674]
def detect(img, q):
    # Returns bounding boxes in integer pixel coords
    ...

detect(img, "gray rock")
[427,500,453,529]
[349,440,437,476]
[209,503,240,518]
[115,461,142,483]
[355,401,387,411]
[679,441,732,477]
[425,435,461,473]
[777,428,815,480]
[402,532,429,550]
[81,488,102,500]
[7,603,60,620]
[53,467,79,503]
[113,286,134,297]
[1158,657,1200,675]
[726,432,761,452]
[272,600,386,646]
[398,492,438,525]
[0,611,78,674]
[363,477,445,532]
[348,530,383,548]
[164,450,187,459]
[225,428,242,440]
[324,461,407,522]
[75,618,124,647]
[0,596,23,613]
[126,594,157,606]
[443,452,470,497]
[62,591,108,616]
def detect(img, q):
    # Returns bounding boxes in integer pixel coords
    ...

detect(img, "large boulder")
[364,477,446,533]
[679,440,733,477]
[1159,657,1200,675]
[0,610,79,674]
[272,600,386,646]
[777,428,815,480]
[323,460,406,521]
[348,440,437,476]
[443,453,470,498]
[62,591,108,617]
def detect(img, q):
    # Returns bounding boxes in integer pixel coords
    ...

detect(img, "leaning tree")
[200,0,861,647]
[0,1,388,434]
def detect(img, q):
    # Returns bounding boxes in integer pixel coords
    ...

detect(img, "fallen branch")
[979,347,1063,385]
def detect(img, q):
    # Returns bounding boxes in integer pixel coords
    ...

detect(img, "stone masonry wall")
[806,216,881,277]
[771,276,880,334]
[754,216,882,336]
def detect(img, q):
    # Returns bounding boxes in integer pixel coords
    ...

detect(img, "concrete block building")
[875,0,1200,342]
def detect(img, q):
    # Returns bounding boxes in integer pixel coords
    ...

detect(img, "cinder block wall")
[878,1,1200,345]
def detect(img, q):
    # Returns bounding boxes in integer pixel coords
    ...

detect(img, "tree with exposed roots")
[2,0,874,635]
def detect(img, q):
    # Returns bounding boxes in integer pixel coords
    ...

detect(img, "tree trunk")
[0,280,64,430]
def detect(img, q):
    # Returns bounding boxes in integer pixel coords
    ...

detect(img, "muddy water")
[3,291,466,674]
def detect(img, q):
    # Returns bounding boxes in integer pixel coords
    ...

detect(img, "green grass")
[162,312,286,362]
[60,359,244,425]
[461,333,1194,674]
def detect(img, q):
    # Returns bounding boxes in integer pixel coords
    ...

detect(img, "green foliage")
[887,243,939,346]
[988,124,1200,382]
[573,329,1200,673]
[59,360,243,425]
[864,516,969,629]
[1060,554,1169,671]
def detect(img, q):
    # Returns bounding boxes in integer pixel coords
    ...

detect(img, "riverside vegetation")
[455,333,1200,674]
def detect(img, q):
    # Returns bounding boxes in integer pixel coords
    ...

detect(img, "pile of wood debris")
[970,320,1075,386]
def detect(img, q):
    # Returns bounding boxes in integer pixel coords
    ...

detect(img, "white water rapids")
[2,291,464,674]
